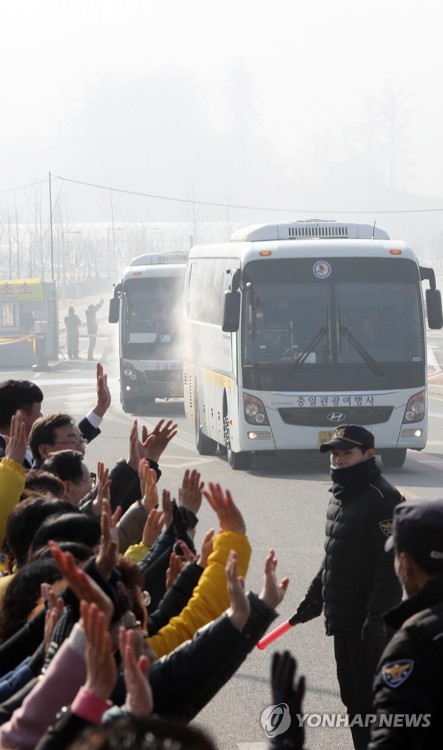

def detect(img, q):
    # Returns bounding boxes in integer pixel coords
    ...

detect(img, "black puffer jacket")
[304,458,403,636]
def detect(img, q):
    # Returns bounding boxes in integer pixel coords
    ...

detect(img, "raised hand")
[197,528,215,568]
[161,488,173,527]
[178,468,204,515]
[41,583,64,654]
[92,461,111,516]
[83,600,116,700]
[175,539,198,564]
[5,412,27,465]
[94,363,111,418]
[119,627,153,719]
[165,551,186,589]
[95,498,121,581]
[226,549,250,632]
[139,459,159,513]
[142,508,165,548]
[259,549,289,610]
[49,541,114,627]
[142,419,178,464]
[203,483,246,535]
[128,421,157,472]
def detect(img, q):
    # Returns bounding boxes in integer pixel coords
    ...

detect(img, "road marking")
[29,378,96,386]
[160,455,218,468]
[409,451,443,463]
[407,451,443,472]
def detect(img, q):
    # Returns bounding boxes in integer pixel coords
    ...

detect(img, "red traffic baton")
[257,612,298,650]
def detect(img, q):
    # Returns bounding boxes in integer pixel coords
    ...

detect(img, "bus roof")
[229,220,390,242]
[122,263,187,282]
[129,251,189,266]
[188,238,418,264]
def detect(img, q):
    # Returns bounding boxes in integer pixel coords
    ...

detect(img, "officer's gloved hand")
[291,594,322,625]
[267,650,306,750]
[361,613,388,658]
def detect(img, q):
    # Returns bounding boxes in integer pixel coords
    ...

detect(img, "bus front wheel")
[121,397,138,414]
[223,414,251,470]
[380,448,407,468]
[228,449,251,470]
[136,397,156,415]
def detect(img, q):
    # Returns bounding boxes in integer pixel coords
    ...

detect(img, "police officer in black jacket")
[293,425,404,750]
[369,499,443,749]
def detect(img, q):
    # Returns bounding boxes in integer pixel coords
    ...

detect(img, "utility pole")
[49,171,55,281]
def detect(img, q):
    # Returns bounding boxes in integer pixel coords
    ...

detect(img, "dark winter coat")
[305,458,403,635]
[370,576,443,749]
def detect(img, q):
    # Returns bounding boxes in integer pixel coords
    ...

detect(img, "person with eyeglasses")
[29,414,88,468]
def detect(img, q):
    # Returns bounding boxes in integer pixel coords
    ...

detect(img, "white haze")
[1,0,443,261]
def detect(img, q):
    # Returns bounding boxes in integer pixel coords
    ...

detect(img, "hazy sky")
[1,0,443,234]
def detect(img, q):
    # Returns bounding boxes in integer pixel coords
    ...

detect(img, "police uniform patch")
[379,519,393,537]
[382,660,414,688]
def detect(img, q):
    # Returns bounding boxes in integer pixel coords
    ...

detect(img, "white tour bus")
[109,251,188,412]
[183,220,442,469]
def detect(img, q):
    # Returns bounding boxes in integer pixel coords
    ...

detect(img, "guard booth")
[0,279,58,368]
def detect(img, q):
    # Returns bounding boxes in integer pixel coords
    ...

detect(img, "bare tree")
[363,83,414,189]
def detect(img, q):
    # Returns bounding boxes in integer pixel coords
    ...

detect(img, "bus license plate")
[319,431,333,446]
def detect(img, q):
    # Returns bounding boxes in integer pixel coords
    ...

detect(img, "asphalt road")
[4,345,443,750]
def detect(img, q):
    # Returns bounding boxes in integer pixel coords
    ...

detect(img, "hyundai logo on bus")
[327,412,347,423]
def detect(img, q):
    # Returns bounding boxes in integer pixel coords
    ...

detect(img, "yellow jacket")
[148,530,251,657]
[124,542,149,562]
[0,458,25,547]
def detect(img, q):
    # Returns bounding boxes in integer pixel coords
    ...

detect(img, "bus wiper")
[340,326,384,376]
[286,326,329,377]
[155,316,171,343]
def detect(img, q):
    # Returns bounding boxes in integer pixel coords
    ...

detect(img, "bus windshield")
[122,277,184,360]
[241,257,424,391]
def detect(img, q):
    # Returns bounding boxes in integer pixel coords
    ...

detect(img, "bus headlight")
[243,393,269,425]
[402,390,425,423]
[123,362,137,381]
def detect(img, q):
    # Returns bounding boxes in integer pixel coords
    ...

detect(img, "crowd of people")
[0,368,442,749]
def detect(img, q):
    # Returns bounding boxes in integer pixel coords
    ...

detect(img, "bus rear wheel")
[380,448,407,468]
[195,396,217,455]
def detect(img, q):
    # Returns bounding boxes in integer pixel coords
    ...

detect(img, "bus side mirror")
[222,291,240,332]
[109,297,120,324]
[426,288,443,329]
